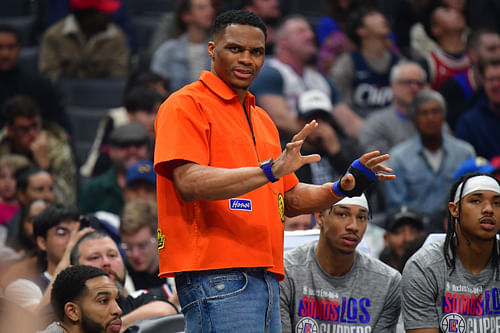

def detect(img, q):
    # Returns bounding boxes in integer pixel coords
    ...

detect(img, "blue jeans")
[175,268,281,333]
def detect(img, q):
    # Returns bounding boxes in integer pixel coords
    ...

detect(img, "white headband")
[334,193,369,210]
[454,175,500,203]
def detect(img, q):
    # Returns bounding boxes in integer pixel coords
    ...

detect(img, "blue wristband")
[260,159,279,183]
[331,180,346,198]
[352,159,377,181]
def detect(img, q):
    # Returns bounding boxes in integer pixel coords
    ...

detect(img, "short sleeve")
[250,65,284,97]
[154,93,210,179]
[401,258,440,330]
[373,272,402,331]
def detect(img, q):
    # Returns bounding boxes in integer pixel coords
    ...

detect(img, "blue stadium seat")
[128,0,176,17]
[0,0,33,17]
[0,16,36,46]
[65,106,110,164]
[17,46,39,73]
[58,78,127,108]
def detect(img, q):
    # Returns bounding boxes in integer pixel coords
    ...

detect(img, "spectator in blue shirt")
[384,89,475,232]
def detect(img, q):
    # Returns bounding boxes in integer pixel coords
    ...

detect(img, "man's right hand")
[333,151,395,197]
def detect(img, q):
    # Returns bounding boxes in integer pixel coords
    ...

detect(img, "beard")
[101,267,125,286]
[81,313,106,333]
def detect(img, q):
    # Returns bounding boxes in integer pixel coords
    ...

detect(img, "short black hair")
[15,166,48,194]
[33,203,80,240]
[51,265,109,321]
[70,230,110,265]
[0,24,20,44]
[467,28,499,52]
[124,70,170,96]
[124,87,163,114]
[3,95,40,125]
[211,9,267,41]
[347,8,381,48]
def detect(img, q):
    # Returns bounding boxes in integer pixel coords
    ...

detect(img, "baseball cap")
[297,90,333,120]
[490,155,500,181]
[110,122,149,146]
[126,161,156,185]
[453,157,495,180]
[70,0,121,14]
[385,206,424,232]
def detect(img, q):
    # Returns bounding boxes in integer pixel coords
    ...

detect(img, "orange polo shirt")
[154,71,298,280]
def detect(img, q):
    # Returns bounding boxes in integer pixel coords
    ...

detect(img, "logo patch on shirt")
[229,198,252,211]
[278,193,285,222]
[157,228,165,250]
[296,317,318,333]
[440,313,466,333]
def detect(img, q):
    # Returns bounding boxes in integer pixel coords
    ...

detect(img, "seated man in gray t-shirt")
[401,173,500,333]
[280,194,401,332]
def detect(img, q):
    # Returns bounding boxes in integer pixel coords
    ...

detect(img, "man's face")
[120,226,158,273]
[0,166,16,202]
[19,171,55,204]
[280,18,316,62]
[392,65,426,108]
[39,220,79,265]
[0,32,20,72]
[110,142,149,171]
[450,190,500,241]
[414,99,444,137]
[78,275,122,333]
[183,0,215,31]
[247,0,280,20]
[317,204,369,255]
[432,7,465,34]
[79,10,110,37]
[6,115,42,154]
[484,65,500,107]
[77,237,126,285]
[284,214,312,231]
[384,223,421,258]
[128,108,158,139]
[208,24,265,98]
[360,12,390,39]
[476,33,500,63]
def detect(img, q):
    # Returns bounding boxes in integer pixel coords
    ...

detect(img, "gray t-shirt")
[281,240,401,333]
[402,239,500,332]
[37,322,63,333]
[359,107,416,154]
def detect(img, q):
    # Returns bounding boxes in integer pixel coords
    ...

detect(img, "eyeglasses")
[396,79,425,88]
[120,237,156,252]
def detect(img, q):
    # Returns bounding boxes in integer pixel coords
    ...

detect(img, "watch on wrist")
[259,158,279,183]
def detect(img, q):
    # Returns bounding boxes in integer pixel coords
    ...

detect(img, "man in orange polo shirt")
[154,9,394,332]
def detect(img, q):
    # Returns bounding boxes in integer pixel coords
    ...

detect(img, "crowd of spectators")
[1,0,500,332]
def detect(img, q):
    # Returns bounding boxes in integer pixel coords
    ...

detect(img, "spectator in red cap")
[39,0,129,81]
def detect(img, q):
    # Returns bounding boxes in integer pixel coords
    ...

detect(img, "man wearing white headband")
[402,173,500,333]
[280,193,401,332]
